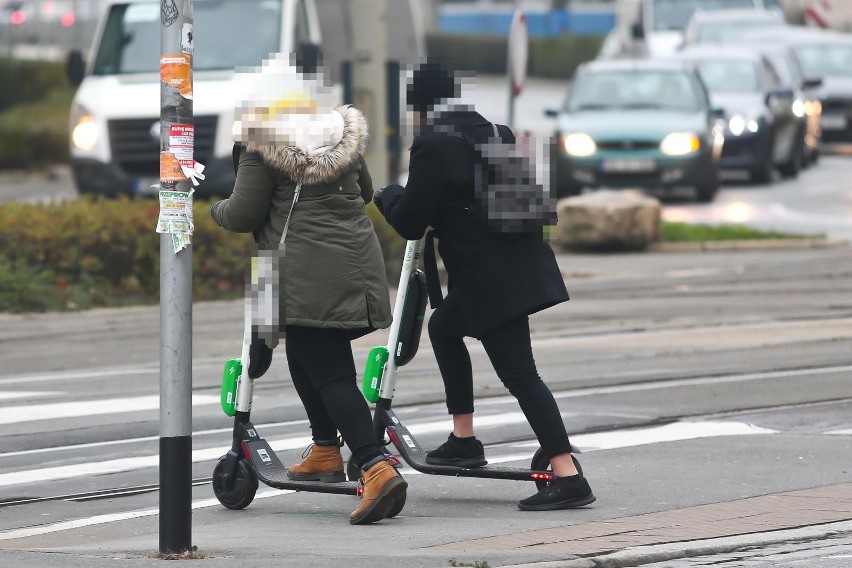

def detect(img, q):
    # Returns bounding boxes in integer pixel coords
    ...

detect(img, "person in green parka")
[210,58,405,525]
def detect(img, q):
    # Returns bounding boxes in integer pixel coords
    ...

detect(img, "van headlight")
[71,106,99,151]
[561,133,597,157]
[660,133,700,156]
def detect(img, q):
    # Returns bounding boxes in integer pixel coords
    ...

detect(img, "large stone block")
[554,190,661,251]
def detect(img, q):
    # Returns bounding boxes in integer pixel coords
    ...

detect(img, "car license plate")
[600,158,656,173]
[134,178,161,195]
[821,114,847,130]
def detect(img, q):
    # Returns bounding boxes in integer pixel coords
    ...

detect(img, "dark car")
[677,46,800,183]
[747,27,852,153]
[741,42,822,168]
[545,59,723,202]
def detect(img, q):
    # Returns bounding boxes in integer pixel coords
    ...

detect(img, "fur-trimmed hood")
[247,105,369,186]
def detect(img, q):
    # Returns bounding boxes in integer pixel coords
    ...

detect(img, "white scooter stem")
[233,292,254,414]
[378,238,423,400]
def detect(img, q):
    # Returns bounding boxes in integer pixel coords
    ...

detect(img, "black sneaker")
[518,475,596,511]
[425,433,487,468]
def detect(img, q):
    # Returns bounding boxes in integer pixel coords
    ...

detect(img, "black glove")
[372,188,386,214]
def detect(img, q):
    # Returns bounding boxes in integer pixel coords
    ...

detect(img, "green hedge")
[0,197,405,313]
[0,58,68,111]
[426,33,604,79]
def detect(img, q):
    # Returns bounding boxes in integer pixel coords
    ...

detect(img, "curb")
[649,238,848,253]
[501,519,852,568]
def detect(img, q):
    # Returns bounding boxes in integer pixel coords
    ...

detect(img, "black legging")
[285,326,382,470]
[427,291,573,460]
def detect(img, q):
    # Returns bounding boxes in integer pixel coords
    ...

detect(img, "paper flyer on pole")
[156,190,194,253]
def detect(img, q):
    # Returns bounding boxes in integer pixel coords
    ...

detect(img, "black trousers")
[427,291,573,460]
[285,326,382,470]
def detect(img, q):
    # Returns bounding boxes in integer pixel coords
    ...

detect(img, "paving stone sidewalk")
[432,483,852,557]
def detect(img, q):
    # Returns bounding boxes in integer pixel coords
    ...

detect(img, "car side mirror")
[631,22,645,40]
[544,108,559,118]
[710,107,726,119]
[765,87,794,107]
[66,50,85,87]
[802,77,823,90]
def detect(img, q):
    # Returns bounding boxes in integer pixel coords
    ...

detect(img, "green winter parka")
[211,105,392,331]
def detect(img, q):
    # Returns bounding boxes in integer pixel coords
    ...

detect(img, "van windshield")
[652,0,757,31]
[93,0,283,75]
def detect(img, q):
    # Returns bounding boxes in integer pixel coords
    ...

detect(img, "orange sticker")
[160,151,187,182]
[161,54,192,99]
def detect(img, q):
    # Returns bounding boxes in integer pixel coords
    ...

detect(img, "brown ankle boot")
[287,441,345,483]
[350,459,408,525]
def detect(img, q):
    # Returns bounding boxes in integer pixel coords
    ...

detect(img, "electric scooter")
[211,237,362,509]
[356,239,582,517]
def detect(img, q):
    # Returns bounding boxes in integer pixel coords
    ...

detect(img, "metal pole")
[159,0,193,555]
[507,82,516,131]
[350,0,389,186]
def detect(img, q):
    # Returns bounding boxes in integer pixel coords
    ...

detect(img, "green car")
[547,59,724,202]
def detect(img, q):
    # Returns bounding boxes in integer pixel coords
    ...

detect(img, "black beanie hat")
[406,61,459,112]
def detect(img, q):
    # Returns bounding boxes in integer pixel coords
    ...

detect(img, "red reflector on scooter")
[241,442,250,458]
[386,429,400,446]
[531,473,553,481]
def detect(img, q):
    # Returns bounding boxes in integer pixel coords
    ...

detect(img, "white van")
[67,0,421,197]
[600,0,784,60]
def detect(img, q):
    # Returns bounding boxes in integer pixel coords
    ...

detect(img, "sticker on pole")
[508,10,529,97]
[181,23,194,54]
[156,190,194,253]
[161,54,193,99]
[168,124,194,170]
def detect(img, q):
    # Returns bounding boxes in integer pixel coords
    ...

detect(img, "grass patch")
[661,222,823,242]
[0,86,74,170]
[449,560,490,568]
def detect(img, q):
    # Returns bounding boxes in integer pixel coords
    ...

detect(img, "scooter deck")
[379,409,553,483]
[243,438,359,496]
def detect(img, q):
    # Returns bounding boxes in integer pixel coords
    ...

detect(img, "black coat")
[376,110,569,338]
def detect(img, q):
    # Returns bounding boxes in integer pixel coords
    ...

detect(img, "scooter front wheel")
[530,448,583,491]
[213,457,258,510]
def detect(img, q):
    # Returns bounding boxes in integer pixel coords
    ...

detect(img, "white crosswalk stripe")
[0,416,775,488]
[0,394,220,425]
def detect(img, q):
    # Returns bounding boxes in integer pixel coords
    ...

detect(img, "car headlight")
[728,115,760,136]
[660,133,700,156]
[71,106,99,151]
[561,133,597,157]
[792,99,806,118]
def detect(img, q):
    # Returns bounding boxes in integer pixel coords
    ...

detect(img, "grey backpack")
[466,124,557,234]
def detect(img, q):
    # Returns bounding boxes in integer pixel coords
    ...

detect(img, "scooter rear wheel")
[530,448,583,491]
[213,457,258,510]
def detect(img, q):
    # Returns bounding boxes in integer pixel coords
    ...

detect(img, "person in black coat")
[373,62,595,511]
